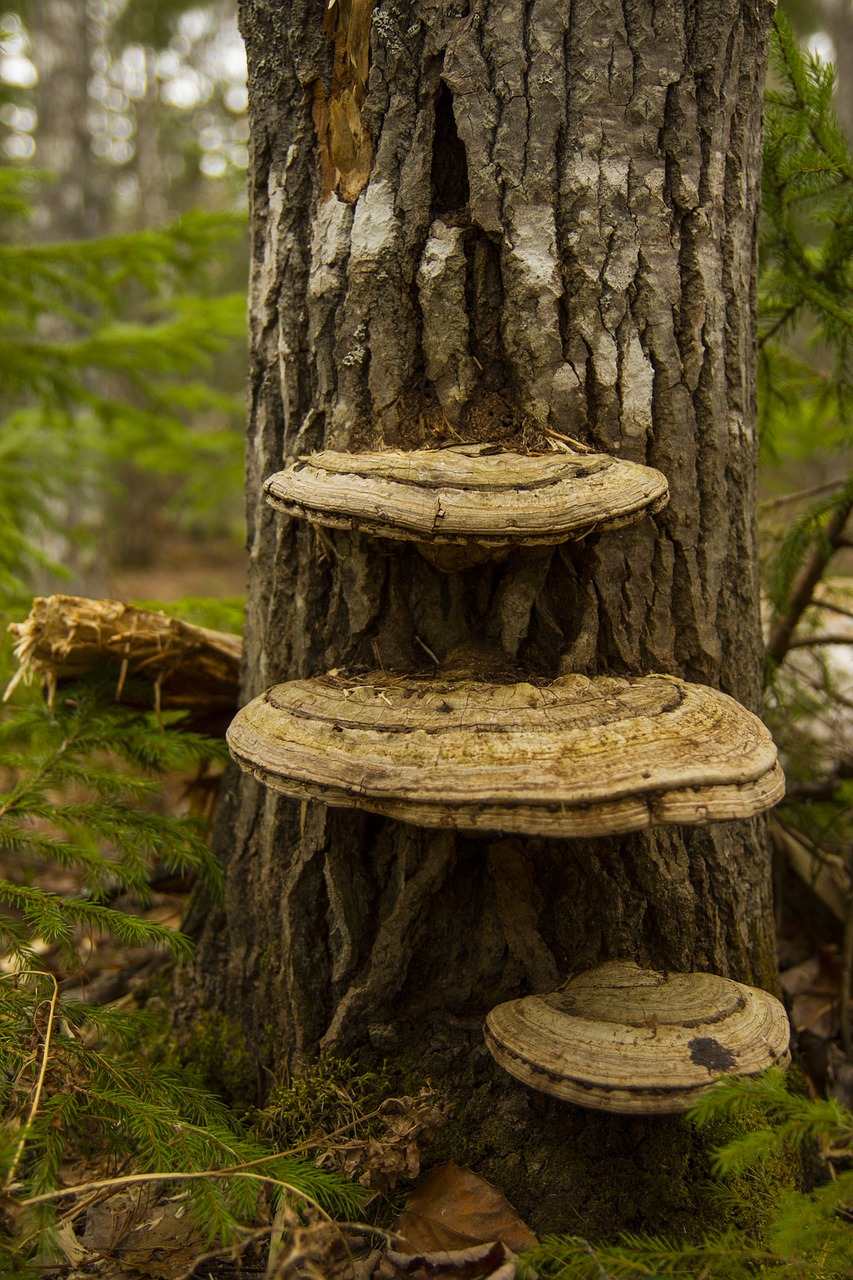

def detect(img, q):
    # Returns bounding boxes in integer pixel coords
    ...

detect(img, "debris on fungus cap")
[263,445,669,569]
[226,671,785,838]
[484,960,791,1114]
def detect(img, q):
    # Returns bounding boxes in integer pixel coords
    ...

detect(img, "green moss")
[254,1055,395,1150]
[178,1010,257,1114]
[697,1104,803,1238]
[258,942,279,973]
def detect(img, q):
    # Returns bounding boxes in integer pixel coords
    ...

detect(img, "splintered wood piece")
[226,671,784,838]
[484,960,791,1113]
[6,595,241,727]
[264,444,669,547]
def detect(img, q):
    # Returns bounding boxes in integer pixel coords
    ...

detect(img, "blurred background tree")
[0,0,249,227]
[0,0,249,600]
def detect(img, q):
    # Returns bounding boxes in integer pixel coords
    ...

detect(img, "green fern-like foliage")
[0,686,365,1258]
[523,1071,853,1280]
[0,681,223,966]
[0,166,245,609]
[2,982,364,1258]
[759,12,852,641]
[0,161,361,1262]
[758,17,853,844]
[759,12,852,464]
[524,1232,797,1279]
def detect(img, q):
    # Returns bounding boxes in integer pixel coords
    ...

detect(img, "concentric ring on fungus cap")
[484,961,791,1114]
[226,671,785,838]
[263,444,669,548]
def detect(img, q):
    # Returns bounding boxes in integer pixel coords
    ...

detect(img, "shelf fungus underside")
[263,446,669,547]
[484,961,791,1114]
[227,672,785,838]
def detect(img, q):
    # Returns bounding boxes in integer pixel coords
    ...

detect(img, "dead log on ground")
[6,594,241,735]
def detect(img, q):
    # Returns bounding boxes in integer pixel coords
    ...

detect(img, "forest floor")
[19,796,849,1280]
[9,534,853,1279]
[108,533,247,605]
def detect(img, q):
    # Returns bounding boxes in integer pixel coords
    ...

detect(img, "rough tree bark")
[194,0,777,1236]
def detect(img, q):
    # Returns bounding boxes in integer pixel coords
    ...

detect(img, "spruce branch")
[765,482,853,666]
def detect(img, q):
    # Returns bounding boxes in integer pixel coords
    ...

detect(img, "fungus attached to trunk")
[484,960,790,1113]
[264,445,669,569]
[227,671,784,838]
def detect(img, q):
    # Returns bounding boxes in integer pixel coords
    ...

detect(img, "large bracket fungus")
[227,671,784,838]
[484,961,791,1114]
[264,444,669,570]
[232,427,790,1112]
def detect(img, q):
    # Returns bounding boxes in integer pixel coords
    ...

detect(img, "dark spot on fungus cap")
[688,1036,738,1072]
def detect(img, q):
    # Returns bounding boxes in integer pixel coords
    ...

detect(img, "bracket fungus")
[484,961,791,1114]
[263,444,669,569]
[227,671,784,838]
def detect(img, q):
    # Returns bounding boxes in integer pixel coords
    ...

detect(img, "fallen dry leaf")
[791,991,839,1039]
[82,1187,204,1279]
[377,1241,517,1280]
[330,1088,448,1192]
[780,954,826,1000]
[827,1042,853,1112]
[55,1218,90,1265]
[782,949,845,1041]
[396,1164,537,1255]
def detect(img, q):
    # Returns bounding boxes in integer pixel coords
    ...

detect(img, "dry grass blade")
[2,971,59,1191]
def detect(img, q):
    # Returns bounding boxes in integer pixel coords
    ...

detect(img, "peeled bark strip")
[194,0,776,1236]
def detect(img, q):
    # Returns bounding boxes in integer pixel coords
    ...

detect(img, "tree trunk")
[31,0,99,240]
[814,0,853,147]
[194,0,776,1237]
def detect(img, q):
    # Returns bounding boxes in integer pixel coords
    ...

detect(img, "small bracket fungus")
[263,444,669,570]
[226,671,784,838]
[484,961,791,1114]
